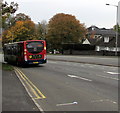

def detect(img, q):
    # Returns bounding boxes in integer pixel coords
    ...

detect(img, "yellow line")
[14,67,46,99]
[15,68,41,99]
[17,67,46,99]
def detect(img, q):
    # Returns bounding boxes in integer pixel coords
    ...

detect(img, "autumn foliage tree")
[2,20,38,43]
[14,13,31,23]
[47,13,87,50]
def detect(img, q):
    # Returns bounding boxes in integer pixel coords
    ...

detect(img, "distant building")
[62,25,120,56]
[86,26,120,56]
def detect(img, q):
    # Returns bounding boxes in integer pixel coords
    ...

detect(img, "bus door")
[17,43,24,62]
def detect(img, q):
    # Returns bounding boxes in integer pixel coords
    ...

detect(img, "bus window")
[26,41,44,54]
[13,46,17,55]
[7,46,11,55]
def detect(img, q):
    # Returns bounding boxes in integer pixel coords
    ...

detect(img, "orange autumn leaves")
[46,13,87,49]
[3,20,37,43]
[3,13,87,48]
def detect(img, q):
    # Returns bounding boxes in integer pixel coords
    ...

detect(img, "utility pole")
[106,3,118,56]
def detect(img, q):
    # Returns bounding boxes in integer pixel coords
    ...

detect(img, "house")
[63,26,120,56]
[86,26,120,56]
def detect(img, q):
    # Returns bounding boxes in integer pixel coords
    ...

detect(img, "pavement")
[2,68,40,112]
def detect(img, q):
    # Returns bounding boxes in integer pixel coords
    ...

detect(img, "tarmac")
[2,68,40,112]
[47,55,119,67]
[1,54,119,112]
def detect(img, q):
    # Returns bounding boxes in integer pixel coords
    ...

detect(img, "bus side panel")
[17,43,24,64]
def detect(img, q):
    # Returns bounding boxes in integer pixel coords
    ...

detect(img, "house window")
[104,37,109,43]
[106,47,109,51]
[96,46,100,51]
[92,27,94,31]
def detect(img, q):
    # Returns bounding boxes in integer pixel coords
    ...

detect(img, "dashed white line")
[91,99,117,104]
[107,72,120,75]
[96,74,119,81]
[56,102,78,106]
[67,74,92,82]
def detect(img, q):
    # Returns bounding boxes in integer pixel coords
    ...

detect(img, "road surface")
[14,59,118,112]
[47,55,119,67]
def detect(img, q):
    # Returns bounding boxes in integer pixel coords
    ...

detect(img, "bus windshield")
[26,41,44,54]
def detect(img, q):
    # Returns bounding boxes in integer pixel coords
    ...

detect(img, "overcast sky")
[6,0,120,28]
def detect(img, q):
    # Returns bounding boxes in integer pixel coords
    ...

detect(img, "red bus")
[3,40,47,65]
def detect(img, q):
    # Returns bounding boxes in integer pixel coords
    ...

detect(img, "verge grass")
[2,63,14,71]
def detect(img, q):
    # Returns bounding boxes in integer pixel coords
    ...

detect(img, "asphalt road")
[47,55,119,67]
[16,59,119,112]
[0,54,119,67]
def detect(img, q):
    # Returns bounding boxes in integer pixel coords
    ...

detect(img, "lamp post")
[106,3,118,56]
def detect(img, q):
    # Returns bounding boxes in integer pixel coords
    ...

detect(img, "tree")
[14,13,31,22]
[46,13,87,50]
[2,20,38,43]
[2,1,18,15]
[9,13,32,28]
[2,1,18,29]
[113,24,120,33]
[37,20,48,40]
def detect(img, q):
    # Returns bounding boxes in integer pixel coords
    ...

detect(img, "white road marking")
[96,75,119,81]
[107,72,120,75]
[91,99,117,104]
[67,75,92,82]
[56,102,78,106]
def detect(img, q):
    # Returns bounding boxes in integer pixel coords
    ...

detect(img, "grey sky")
[6,0,120,28]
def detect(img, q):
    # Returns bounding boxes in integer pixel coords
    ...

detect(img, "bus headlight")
[44,55,46,60]
[29,55,32,59]
[25,55,27,61]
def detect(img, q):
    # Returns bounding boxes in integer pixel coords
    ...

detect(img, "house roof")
[95,29,116,37]
[87,26,116,37]
[82,39,90,44]
[96,36,120,47]
[87,38,97,45]
[86,26,118,46]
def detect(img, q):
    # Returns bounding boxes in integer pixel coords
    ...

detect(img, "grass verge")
[2,63,14,71]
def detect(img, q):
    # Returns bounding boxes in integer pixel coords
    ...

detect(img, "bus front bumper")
[25,59,47,64]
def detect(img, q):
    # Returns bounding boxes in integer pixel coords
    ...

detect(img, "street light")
[106,3,118,56]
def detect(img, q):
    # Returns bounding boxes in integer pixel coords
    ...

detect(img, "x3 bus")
[3,40,47,65]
